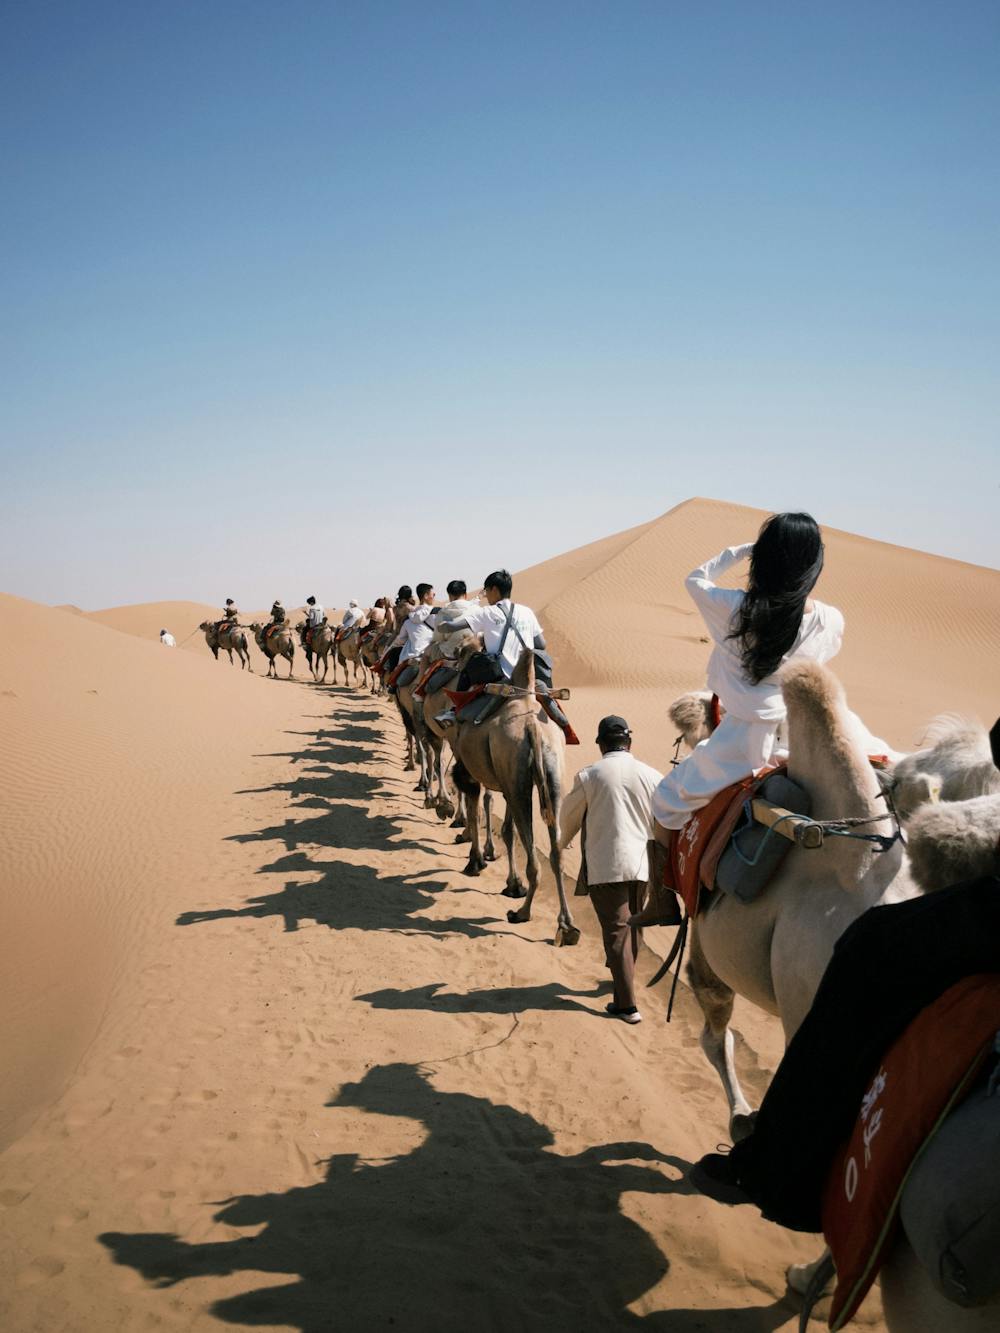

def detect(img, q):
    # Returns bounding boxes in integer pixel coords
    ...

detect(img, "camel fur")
[296,621,335,683]
[890,715,1000,819]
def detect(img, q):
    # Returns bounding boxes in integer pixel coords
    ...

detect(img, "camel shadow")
[99,1063,753,1332]
[225,807,438,857]
[356,980,612,1017]
[177,859,499,939]
[235,770,381,803]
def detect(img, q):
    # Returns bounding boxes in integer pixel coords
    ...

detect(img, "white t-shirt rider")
[464,600,544,680]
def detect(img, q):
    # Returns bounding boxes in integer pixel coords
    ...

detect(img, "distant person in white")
[159,629,176,648]
[652,512,896,834]
[342,599,364,629]
[560,716,664,1024]
[441,569,545,678]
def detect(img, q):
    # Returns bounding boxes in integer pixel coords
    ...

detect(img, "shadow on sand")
[100,1063,795,1331]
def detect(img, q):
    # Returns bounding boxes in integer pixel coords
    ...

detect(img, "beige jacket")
[560,749,664,888]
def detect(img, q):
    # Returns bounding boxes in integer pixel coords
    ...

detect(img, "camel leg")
[545,825,580,946]
[434,744,454,820]
[483,792,497,860]
[687,925,755,1139]
[505,795,539,924]
[454,764,485,876]
[500,807,526,898]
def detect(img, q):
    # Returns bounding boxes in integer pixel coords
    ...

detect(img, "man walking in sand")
[559,716,665,1025]
[159,628,176,648]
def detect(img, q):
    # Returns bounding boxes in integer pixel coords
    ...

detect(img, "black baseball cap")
[596,715,631,743]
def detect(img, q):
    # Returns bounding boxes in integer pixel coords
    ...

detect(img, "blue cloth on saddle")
[714,771,811,903]
[396,663,419,689]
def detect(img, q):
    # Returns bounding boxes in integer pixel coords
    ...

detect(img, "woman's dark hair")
[397,585,412,601]
[484,569,513,598]
[727,512,824,683]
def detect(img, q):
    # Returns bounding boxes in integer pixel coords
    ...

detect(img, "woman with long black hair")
[651,511,893,831]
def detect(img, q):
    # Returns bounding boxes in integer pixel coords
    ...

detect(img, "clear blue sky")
[2,0,997,608]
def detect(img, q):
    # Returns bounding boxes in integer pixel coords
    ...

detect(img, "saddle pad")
[670,769,781,918]
[714,771,810,903]
[414,660,458,699]
[823,974,1000,1330]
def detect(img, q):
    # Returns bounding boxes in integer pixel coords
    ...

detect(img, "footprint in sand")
[0,1188,30,1207]
[54,1207,90,1228]
[16,1257,65,1286]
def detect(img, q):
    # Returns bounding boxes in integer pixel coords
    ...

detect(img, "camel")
[395,657,447,812]
[334,624,370,689]
[889,714,1000,818]
[199,620,252,670]
[250,623,295,679]
[360,606,397,696]
[446,644,580,946]
[296,621,336,683]
[679,661,1000,1326]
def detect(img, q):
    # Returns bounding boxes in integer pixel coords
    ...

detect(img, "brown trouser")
[589,881,644,1010]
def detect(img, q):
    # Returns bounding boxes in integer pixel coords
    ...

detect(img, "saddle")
[413,659,459,700]
[822,974,1000,1329]
[669,767,801,919]
[443,683,580,743]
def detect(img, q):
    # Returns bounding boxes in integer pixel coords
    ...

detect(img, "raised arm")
[685,543,753,638]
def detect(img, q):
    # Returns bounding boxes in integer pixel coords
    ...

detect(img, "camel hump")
[907,792,1000,891]
[777,658,845,716]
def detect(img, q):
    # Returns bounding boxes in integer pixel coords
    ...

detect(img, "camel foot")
[404,761,415,772]
[731,1111,758,1143]
[501,881,527,899]
[450,816,465,829]
[435,801,455,821]
[423,795,436,809]
[454,831,471,844]
[484,847,498,863]
[463,857,485,877]
[506,907,530,924]
[554,924,581,947]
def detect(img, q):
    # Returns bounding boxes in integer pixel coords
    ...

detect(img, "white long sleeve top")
[688,544,844,723]
[395,605,436,662]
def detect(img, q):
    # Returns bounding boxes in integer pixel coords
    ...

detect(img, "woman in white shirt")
[652,512,893,831]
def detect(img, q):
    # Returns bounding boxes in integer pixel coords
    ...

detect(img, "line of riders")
[199,514,1000,1328]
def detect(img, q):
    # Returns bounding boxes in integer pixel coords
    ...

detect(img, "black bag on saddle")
[462,602,518,686]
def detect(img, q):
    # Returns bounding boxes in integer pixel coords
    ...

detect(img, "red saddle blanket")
[822,973,1000,1330]
[386,659,412,688]
[670,767,782,918]
[264,623,285,644]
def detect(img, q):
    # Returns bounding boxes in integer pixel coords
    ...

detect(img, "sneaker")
[606,1002,642,1025]
[688,1152,753,1206]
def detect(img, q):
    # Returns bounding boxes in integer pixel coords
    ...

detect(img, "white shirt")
[398,605,436,662]
[464,600,543,680]
[560,750,664,885]
[342,605,363,628]
[687,545,844,723]
[306,603,326,628]
[160,632,176,648]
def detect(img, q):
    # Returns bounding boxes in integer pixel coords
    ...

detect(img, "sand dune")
[3,497,997,1330]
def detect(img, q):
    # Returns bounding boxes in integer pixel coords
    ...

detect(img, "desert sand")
[2,498,998,1331]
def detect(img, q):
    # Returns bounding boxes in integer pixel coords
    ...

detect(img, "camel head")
[668,690,717,752]
[907,792,1000,892]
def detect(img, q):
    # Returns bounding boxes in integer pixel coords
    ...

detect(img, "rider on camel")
[636,511,895,926]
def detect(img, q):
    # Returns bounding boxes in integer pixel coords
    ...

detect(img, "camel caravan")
[203,515,1000,1329]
